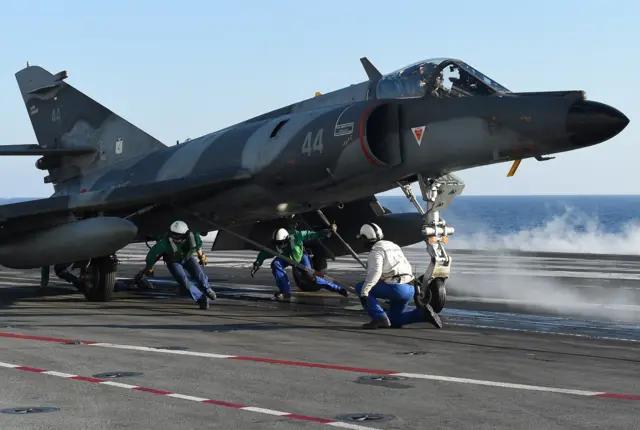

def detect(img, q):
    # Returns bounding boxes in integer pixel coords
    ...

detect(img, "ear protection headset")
[365,222,382,242]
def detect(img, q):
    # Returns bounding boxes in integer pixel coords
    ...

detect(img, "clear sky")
[0,0,637,198]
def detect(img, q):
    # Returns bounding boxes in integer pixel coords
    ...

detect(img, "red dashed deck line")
[0,360,371,429]
[1,331,639,401]
[0,332,97,344]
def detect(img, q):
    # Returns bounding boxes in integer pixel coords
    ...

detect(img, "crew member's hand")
[330,223,337,233]
[142,267,154,277]
[250,263,260,278]
[198,253,207,266]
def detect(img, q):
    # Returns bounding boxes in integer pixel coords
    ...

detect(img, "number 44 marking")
[301,128,324,155]
[51,108,61,122]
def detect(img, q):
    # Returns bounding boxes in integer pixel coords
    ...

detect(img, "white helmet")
[273,228,289,241]
[273,228,290,247]
[169,220,189,242]
[356,223,383,242]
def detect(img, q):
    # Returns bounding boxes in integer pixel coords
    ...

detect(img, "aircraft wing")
[211,193,389,252]
[0,168,252,239]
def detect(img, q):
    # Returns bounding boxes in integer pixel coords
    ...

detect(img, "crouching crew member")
[251,225,349,299]
[354,222,442,329]
[140,220,215,309]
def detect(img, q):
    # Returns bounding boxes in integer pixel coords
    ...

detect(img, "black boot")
[421,304,442,329]
[338,287,349,297]
[198,295,209,310]
[361,316,391,329]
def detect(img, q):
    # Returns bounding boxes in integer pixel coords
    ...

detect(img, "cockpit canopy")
[375,57,510,100]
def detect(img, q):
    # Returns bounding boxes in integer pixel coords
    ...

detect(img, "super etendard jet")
[0,57,629,310]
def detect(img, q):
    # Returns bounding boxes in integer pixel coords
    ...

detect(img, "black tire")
[82,256,118,302]
[428,278,447,313]
[293,245,327,292]
[414,275,447,313]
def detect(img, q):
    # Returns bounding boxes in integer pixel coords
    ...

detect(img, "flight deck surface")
[0,245,638,429]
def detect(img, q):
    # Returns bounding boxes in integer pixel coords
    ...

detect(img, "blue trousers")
[354,280,423,326]
[271,253,342,294]
[165,256,212,303]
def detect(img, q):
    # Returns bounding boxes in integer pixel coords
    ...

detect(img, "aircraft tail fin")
[13,64,168,192]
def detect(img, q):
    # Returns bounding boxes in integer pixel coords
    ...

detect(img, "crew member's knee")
[300,253,312,268]
[271,258,285,273]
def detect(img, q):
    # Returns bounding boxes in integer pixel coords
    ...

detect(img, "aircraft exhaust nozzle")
[566,100,630,147]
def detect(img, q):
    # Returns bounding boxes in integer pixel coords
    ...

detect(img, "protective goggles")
[274,239,289,248]
[170,232,187,242]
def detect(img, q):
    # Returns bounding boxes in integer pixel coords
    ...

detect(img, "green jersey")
[145,232,203,270]
[254,228,331,266]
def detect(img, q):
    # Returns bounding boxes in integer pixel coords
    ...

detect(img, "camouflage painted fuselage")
[0,57,629,269]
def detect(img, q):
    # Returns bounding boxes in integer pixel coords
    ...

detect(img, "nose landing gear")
[397,173,465,313]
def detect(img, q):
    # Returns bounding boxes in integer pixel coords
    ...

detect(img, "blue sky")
[0,0,637,198]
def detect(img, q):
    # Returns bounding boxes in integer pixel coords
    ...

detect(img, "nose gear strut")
[397,173,465,313]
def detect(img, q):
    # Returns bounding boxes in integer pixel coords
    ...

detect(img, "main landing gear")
[397,173,465,313]
[74,255,119,302]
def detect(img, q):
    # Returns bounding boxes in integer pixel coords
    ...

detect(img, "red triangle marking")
[411,126,425,145]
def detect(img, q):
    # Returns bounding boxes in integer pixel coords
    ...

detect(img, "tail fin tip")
[14,63,168,191]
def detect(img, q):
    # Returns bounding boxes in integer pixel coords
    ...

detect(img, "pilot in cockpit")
[432,71,451,97]
[418,64,429,88]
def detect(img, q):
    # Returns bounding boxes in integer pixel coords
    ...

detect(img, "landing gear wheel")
[427,277,447,313]
[293,245,327,292]
[415,275,447,314]
[81,255,118,302]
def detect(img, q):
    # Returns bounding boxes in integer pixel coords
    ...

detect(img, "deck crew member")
[354,222,442,329]
[140,220,215,309]
[251,225,349,299]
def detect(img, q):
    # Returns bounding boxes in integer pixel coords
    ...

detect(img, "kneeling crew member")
[251,225,349,299]
[141,220,215,309]
[354,223,442,329]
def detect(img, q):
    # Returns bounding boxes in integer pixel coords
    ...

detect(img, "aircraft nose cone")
[566,100,630,146]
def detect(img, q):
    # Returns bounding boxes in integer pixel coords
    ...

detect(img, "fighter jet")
[0,57,629,310]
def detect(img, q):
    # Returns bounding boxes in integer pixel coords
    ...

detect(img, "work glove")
[198,253,207,266]
[250,263,260,278]
[326,223,337,237]
[142,267,154,277]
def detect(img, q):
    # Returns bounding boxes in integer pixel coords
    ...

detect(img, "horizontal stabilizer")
[0,168,253,224]
[0,144,96,156]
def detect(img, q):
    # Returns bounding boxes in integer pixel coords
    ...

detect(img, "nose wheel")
[414,275,446,313]
[397,173,464,314]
